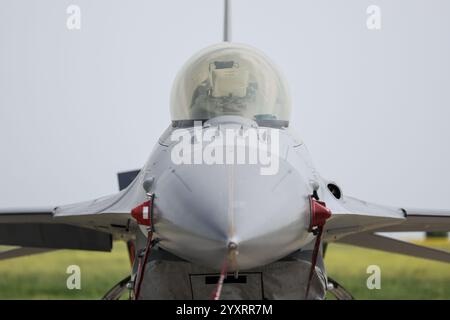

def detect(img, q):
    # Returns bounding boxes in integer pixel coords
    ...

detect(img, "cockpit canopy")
[170,43,291,124]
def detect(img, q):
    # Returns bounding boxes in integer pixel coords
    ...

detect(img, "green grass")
[0,242,130,299]
[0,239,449,299]
[325,239,450,300]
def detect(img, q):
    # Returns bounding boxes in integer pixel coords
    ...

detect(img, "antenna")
[223,0,232,42]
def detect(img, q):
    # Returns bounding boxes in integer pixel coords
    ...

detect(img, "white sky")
[0,0,449,241]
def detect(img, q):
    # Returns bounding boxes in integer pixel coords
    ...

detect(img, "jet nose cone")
[220,163,312,269]
[155,159,312,270]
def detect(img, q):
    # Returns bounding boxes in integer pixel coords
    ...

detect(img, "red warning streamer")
[305,196,332,299]
[211,243,238,300]
[130,198,156,300]
[211,258,229,300]
[133,230,154,300]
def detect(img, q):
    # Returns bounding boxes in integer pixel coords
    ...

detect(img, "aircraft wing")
[336,232,450,264]
[0,247,56,261]
[323,193,450,238]
[0,206,114,252]
[321,188,450,263]
[0,171,143,258]
[322,194,407,241]
[376,208,450,232]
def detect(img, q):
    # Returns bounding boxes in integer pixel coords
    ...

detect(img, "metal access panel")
[189,272,264,300]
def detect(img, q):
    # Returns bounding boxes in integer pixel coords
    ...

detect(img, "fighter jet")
[1,0,449,300]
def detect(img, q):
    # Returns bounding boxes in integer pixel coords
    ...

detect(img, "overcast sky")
[1,0,449,231]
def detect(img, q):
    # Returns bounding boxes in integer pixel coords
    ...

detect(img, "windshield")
[170,43,291,123]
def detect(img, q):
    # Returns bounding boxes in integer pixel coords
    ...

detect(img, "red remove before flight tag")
[131,201,152,226]
[309,197,332,230]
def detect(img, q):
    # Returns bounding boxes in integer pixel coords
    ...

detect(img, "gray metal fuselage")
[138,116,320,271]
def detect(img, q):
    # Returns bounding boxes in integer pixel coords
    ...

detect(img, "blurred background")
[0,0,449,299]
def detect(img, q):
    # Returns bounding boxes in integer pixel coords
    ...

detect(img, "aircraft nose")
[154,159,313,270]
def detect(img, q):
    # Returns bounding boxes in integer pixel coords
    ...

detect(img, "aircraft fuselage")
[138,116,320,270]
